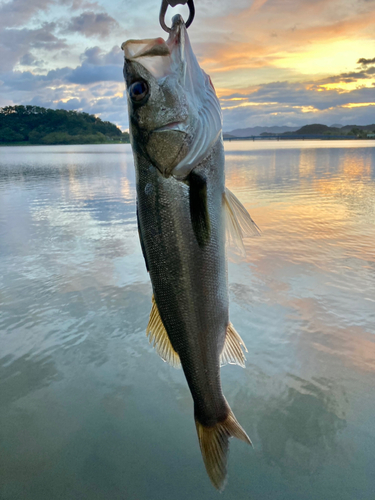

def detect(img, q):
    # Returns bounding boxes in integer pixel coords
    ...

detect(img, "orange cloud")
[194,0,375,83]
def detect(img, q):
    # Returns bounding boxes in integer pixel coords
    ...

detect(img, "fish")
[121,14,259,490]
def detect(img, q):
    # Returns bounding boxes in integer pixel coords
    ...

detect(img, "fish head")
[122,14,222,179]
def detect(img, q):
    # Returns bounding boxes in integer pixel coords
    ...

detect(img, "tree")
[0,105,125,144]
[0,127,24,142]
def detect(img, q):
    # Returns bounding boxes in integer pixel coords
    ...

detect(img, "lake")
[1,142,374,500]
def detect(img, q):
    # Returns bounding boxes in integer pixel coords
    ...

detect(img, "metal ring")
[159,0,195,33]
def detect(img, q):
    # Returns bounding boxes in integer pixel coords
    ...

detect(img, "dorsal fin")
[224,187,260,255]
[220,322,248,368]
[146,296,181,368]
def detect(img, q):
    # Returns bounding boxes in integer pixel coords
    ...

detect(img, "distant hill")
[291,123,375,137]
[226,126,299,137]
[225,123,375,139]
[292,124,342,135]
[340,124,375,134]
[0,105,129,145]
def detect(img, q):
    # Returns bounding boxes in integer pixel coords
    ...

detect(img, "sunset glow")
[0,0,374,130]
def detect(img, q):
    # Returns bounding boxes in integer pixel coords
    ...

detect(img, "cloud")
[80,46,123,66]
[0,43,124,95]
[10,24,63,50]
[318,66,375,84]
[0,24,67,71]
[222,99,375,132]
[218,55,375,130]
[0,0,86,28]
[64,11,119,38]
[1,61,123,92]
[19,52,38,66]
[1,0,375,132]
[0,0,55,28]
[357,57,375,66]
[222,79,375,111]
[0,67,71,91]
[66,64,123,84]
[192,0,375,80]
[65,46,124,84]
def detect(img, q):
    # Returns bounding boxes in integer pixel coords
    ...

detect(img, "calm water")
[1,142,374,500]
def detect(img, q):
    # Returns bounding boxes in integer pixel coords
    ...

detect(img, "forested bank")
[0,106,129,145]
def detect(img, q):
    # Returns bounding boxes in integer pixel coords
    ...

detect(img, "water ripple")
[1,143,375,499]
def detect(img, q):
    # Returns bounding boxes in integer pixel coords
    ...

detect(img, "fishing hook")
[159,0,195,33]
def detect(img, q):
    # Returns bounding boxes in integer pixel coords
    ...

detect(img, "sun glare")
[275,40,375,77]
[342,102,375,108]
[318,80,375,92]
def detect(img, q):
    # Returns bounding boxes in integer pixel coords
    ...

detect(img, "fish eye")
[129,80,149,102]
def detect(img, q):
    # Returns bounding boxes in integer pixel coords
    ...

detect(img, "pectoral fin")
[220,323,248,368]
[189,171,211,248]
[146,296,181,368]
[224,187,260,255]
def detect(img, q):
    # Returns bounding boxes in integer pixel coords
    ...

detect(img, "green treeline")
[0,105,130,145]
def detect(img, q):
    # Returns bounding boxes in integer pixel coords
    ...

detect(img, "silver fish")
[122,15,259,490]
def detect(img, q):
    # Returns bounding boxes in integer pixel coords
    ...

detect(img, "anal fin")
[220,323,248,368]
[146,295,181,368]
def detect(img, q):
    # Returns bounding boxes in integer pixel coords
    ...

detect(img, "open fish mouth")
[122,16,186,84]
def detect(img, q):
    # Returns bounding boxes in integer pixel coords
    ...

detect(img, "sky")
[0,0,374,131]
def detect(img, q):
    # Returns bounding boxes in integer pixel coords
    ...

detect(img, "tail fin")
[195,406,252,490]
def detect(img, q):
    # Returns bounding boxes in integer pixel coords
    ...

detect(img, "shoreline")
[0,141,130,147]
[223,136,373,142]
[1,138,373,148]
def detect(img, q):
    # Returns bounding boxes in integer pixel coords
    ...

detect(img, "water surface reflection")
[1,143,374,500]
